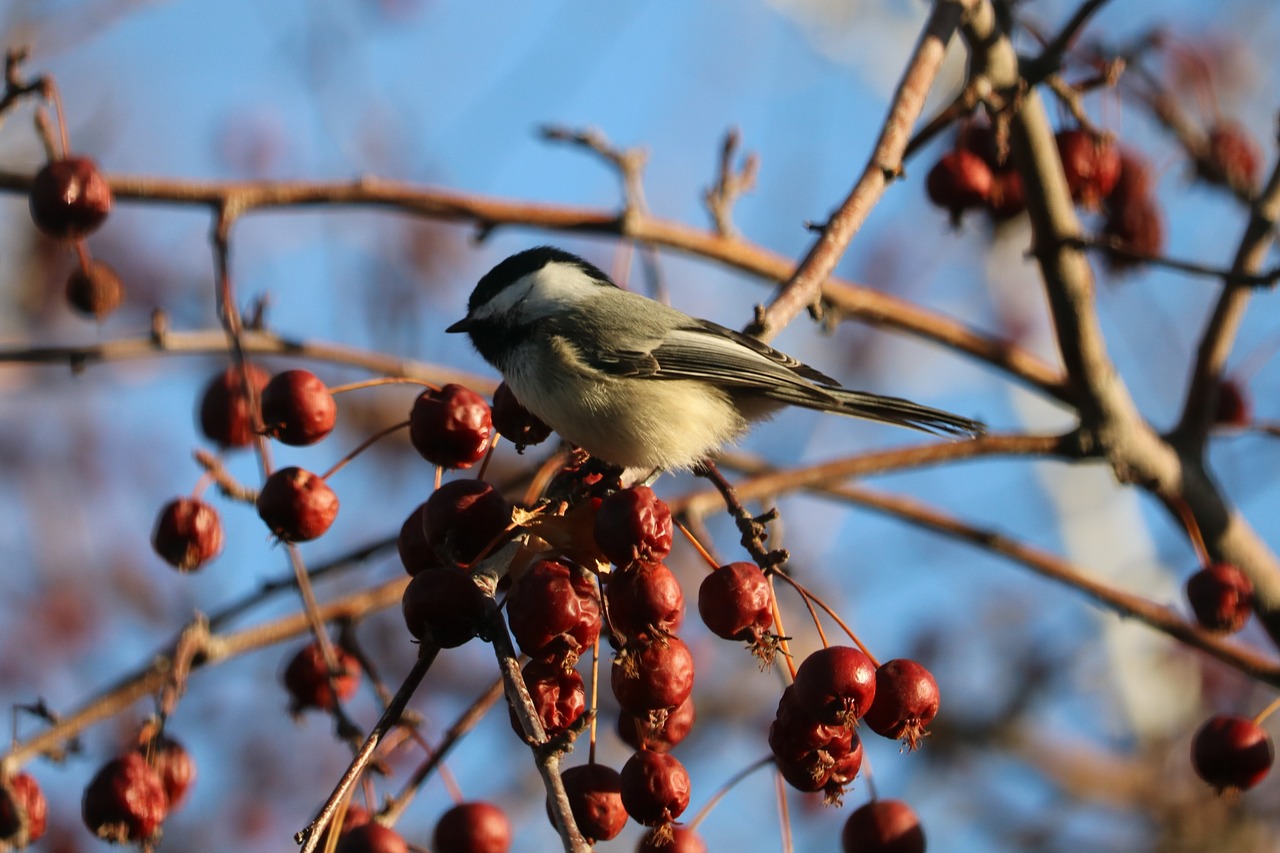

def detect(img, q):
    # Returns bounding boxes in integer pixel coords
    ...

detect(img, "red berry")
[793,646,877,726]
[409,384,493,469]
[261,369,337,446]
[316,803,372,849]
[770,686,863,798]
[65,260,125,319]
[863,659,940,750]
[925,150,993,222]
[29,156,113,239]
[556,763,627,843]
[143,735,196,811]
[607,563,685,641]
[619,750,691,826]
[510,659,586,739]
[697,561,773,642]
[1186,563,1253,634]
[402,566,490,648]
[282,641,361,713]
[594,486,673,568]
[198,363,270,449]
[617,697,695,753]
[422,479,511,567]
[506,560,601,664]
[1214,378,1252,427]
[81,753,168,844]
[152,497,224,571]
[1055,129,1121,210]
[1191,714,1274,792]
[492,382,551,452]
[610,637,695,717]
[433,801,511,853]
[0,772,47,846]
[637,825,708,852]
[1101,152,1164,271]
[988,170,1026,219]
[1202,121,1261,195]
[397,502,437,576]
[256,467,339,542]
[335,823,409,853]
[841,799,926,853]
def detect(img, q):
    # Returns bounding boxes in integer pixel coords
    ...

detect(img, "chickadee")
[447,246,984,472]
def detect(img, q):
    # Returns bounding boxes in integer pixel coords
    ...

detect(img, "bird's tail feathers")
[778,387,985,438]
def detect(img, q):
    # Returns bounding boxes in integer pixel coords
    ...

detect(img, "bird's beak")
[445,317,472,334]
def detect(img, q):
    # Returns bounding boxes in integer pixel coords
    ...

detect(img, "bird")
[446,246,984,473]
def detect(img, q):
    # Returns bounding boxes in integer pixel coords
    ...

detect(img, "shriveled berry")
[423,479,511,567]
[335,822,409,853]
[152,497,224,571]
[510,659,586,739]
[402,566,490,648]
[65,260,124,319]
[594,486,673,568]
[492,382,551,452]
[611,637,695,716]
[637,825,708,852]
[199,363,269,449]
[770,686,864,799]
[0,772,47,847]
[925,150,993,223]
[1055,129,1121,210]
[409,384,492,469]
[29,156,113,239]
[506,560,601,664]
[618,697,695,753]
[698,561,773,642]
[556,763,627,844]
[256,467,339,542]
[283,641,361,713]
[1192,714,1274,793]
[143,735,196,811]
[1186,563,1253,634]
[261,370,337,446]
[841,799,926,853]
[1202,122,1261,195]
[81,753,168,844]
[1214,378,1251,427]
[434,801,511,853]
[864,659,939,750]
[620,750,691,826]
[606,563,685,641]
[1101,152,1164,271]
[545,454,624,505]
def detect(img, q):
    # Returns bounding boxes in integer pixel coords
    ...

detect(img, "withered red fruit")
[1192,714,1274,793]
[261,369,337,446]
[152,497,224,571]
[29,156,113,239]
[65,260,125,319]
[199,363,270,449]
[409,384,493,469]
[283,641,361,713]
[81,753,168,844]
[256,467,339,542]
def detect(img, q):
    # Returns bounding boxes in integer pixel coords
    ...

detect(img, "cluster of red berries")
[76,734,195,846]
[926,123,1167,270]
[1182,560,1274,794]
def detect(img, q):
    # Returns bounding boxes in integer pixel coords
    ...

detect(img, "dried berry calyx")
[152,497,224,571]
[29,156,113,239]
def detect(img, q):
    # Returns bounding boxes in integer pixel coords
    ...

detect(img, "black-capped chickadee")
[446,246,984,472]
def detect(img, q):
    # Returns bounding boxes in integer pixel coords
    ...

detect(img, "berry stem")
[1253,695,1280,726]
[588,635,600,766]
[1169,496,1211,567]
[319,419,410,481]
[523,449,573,505]
[674,517,721,571]
[772,572,880,668]
[476,433,499,481]
[774,769,794,853]
[765,574,798,682]
[687,754,774,830]
[326,376,438,395]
